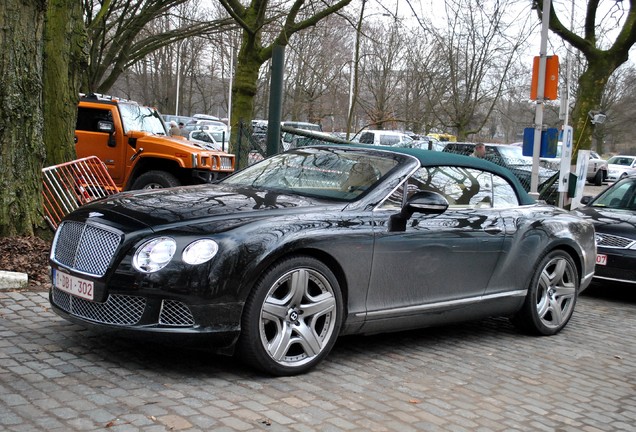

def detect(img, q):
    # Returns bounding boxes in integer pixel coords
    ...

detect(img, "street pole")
[530,0,552,199]
[557,0,576,208]
[175,40,183,116]
[347,0,366,140]
[227,35,234,133]
[266,45,284,157]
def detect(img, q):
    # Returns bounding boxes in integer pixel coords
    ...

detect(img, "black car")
[573,175,636,285]
[49,145,596,375]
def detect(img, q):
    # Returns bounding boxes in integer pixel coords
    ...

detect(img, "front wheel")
[130,170,180,190]
[593,169,603,186]
[238,256,343,376]
[512,250,579,335]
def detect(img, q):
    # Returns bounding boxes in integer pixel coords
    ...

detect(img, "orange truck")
[74,94,235,190]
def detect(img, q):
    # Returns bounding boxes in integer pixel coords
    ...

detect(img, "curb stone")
[0,270,28,290]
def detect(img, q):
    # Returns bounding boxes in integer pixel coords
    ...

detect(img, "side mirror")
[97,120,114,133]
[97,121,116,147]
[404,191,449,216]
[389,191,449,232]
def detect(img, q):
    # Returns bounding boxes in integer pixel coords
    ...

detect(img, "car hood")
[573,206,636,239]
[76,183,341,229]
[134,132,228,155]
[607,163,633,171]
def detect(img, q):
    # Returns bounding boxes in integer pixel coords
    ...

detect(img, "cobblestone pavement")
[1,285,635,432]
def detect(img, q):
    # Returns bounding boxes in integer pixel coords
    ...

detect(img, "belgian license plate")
[54,270,94,300]
[596,254,607,266]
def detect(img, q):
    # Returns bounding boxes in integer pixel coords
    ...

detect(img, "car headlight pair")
[133,237,219,273]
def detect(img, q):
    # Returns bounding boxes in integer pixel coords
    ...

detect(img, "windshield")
[211,131,229,143]
[607,156,635,166]
[498,146,532,165]
[119,103,167,135]
[222,147,400,201]
[591,177,636,210]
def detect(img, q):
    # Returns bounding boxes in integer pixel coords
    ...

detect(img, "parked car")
[280,121,324,150]
[49,145,595,375]
[357,129,414,146]
[188,130,226,151]
[588,151,608,185]
[539,143,607,186]
[75,94,234,190]
[606,155,636,182]
[392,137,444,151]
[573,174,636,286]
[443,142,559,204]
[281,121,322,132]
[162,114,194,126]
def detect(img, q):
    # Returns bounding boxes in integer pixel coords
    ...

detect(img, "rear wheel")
[238,256,343,376]
[512,250,578,335]
[593,169,603,186]
[130,170,180,190]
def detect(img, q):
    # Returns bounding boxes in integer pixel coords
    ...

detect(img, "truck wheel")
[131,171,180,190]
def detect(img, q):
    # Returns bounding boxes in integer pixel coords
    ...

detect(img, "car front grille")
[52,287,146,325]
[52,288,196,328]
[52,221,121,277]
[220,156,234,170]
[596,233,635,249]
[159,300,195,326]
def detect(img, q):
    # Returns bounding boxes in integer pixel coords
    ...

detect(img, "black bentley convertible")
[49,145,596,375]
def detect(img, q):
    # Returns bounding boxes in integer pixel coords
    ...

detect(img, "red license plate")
[596,254,607,266]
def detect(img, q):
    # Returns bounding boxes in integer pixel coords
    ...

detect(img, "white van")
[357,130,413,146]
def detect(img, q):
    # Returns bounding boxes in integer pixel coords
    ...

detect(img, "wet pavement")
[0,284,635,431]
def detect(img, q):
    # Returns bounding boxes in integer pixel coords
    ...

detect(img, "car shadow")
[48,316,518,378]
[582,281,636,304]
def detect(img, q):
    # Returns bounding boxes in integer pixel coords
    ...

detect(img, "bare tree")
[591,64,636,154]
[217,0,353,167]
[357,19,407,131]
[83,0,233,93]
[538,0,636,155]
[282,14,352,127]
[405,0,531,141]
[400,28,439,136]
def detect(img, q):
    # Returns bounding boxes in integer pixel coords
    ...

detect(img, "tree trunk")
[43,0,86,166]
[571,58,617,157]
[230,38,263,168]
[0,0,47,236]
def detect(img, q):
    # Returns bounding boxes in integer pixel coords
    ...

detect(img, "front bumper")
[594,248,636,285]
[49,287,243,352]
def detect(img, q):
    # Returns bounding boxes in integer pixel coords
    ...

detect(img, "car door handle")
[483,226,503,235]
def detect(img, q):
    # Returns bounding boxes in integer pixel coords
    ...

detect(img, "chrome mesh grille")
[159,300,195,326]
[52,287,145,325]
[596,233,635,249]
[52,221,121,276]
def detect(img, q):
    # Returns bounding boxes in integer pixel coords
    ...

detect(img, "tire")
[238,255,343,376]
[512,250,579,336]
[130,170,180,190]
[593,169,603,186]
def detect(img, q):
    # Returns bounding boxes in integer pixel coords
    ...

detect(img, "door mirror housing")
[97,121,116,147]
[389,191,449,232]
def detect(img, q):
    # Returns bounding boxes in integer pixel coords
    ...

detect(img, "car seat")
[341,162,378,192]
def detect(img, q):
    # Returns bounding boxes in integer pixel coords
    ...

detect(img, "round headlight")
[182,239,219,265]
[133,237,177,273]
